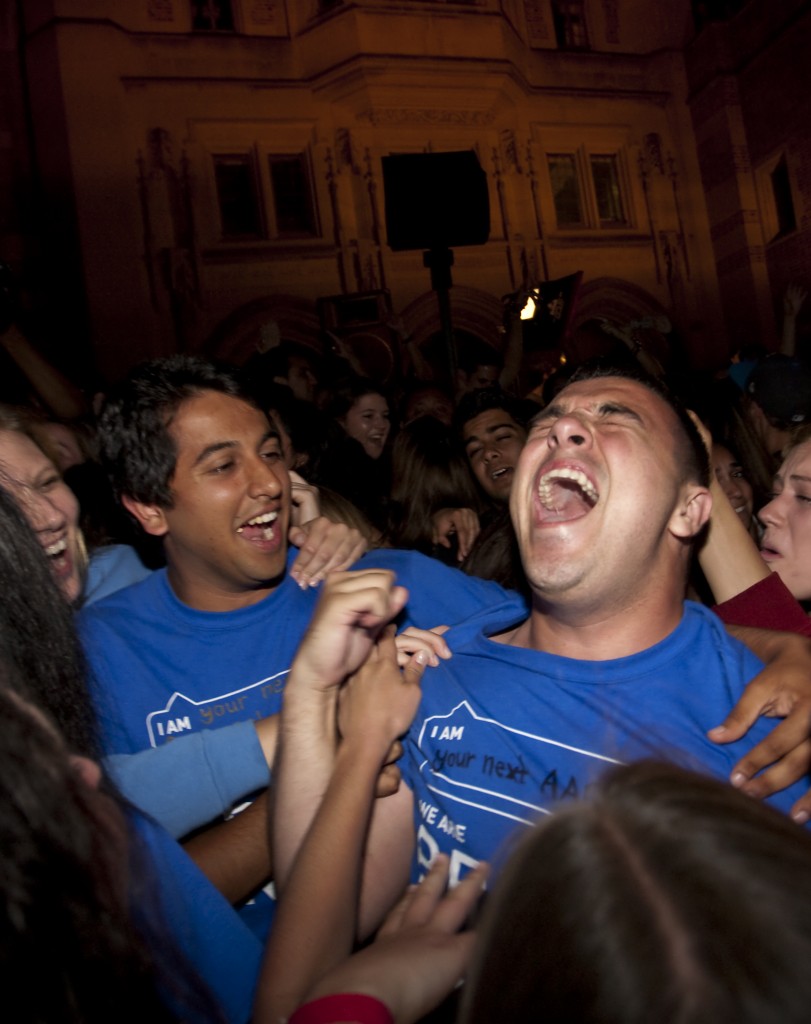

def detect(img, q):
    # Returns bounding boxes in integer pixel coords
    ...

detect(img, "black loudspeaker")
[382,151,490,252]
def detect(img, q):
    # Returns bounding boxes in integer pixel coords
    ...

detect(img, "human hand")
[290,570,408,694]
[432,508,481,561]
[288,516,367,588]
[339,625,424,755]
[375,740,404,799]
[708,631,811,822]
[288,470,320,528]
[395,625,451,668]
[302,855,488,1024]
[784,283,808,318]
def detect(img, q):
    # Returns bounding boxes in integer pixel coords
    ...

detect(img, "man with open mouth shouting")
[273,360,811,941]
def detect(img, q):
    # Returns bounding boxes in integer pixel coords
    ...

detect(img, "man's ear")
[668,485,712,540]
[121,494,170,538]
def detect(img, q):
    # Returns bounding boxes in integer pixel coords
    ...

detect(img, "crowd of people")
[5,293,811,1022]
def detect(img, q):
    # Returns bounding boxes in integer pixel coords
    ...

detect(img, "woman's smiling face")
[341,393,391,459]
[0,430,84,603]
[712,443,754,531]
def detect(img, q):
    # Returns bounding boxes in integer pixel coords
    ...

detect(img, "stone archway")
[568,277,673,370]
[204,295,321,367]
[399,285,504,352]
[398,285,507,380]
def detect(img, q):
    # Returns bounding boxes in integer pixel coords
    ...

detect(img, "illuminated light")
[520,291,538,320]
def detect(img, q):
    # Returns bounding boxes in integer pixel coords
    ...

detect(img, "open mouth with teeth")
[236,510,279,544]
[43,535,75,586]
[45,537,68,559]
[537,466,599,523]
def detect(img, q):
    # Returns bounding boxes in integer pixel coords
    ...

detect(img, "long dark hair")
[0,684,178,1024]
[0,485,222,1022]
[387,415,482,554]
[0,483,98,757]
[462,760,811,1023]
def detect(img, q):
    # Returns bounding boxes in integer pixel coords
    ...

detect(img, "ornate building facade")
[1,0,808,385]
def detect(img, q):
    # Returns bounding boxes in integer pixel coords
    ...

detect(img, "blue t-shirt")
[84,543,152,606]
[80,548,512,757]
[402,599,811,886]
[132,809,261,1023]
[79,548,513,937]
[106,720,269,839]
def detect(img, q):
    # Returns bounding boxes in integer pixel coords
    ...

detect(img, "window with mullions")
[552,0,589,49]
[590,155,626,226]
[548,154,584,227]
[213,155,263,239]
[192,0,235,31]
[212,150,319,243]
[547,150,629,230]
[268,155,318,237]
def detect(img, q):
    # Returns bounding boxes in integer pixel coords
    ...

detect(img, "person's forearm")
[182,789,271,903]
[271,667,340,891]
[499,316,523,391]
[698,481,770,604]
[256,737,388,1023]
[1,325,87,418]
[782,314,798,356]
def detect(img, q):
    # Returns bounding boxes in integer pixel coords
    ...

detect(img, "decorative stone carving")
[644,132,663,173]
[524,1,551,46]
[603,0,619,44]
[148,0,174,20]
[357,108,495,126]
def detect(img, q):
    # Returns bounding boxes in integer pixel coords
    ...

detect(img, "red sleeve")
[713,573,811,637]
[288,993,394,1024]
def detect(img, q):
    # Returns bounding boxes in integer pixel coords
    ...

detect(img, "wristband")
[288,992,394,1024]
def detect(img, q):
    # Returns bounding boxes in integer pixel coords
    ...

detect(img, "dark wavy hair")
[99,355,259,508]
[462,760,811,1024]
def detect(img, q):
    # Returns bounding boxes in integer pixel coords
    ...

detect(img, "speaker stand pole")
[423,247,457,385]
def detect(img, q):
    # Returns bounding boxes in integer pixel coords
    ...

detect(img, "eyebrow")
[788,472,811,486]
[464,419,519,445]
[191,428,279,468]
[530,401,643,428]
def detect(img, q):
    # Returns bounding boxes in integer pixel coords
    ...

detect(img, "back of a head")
[461,761,811,1024]
[388,416,480,550]
[457,339,502,377]
[746,355,811,432]
[98,354,252,508]
[0,685,178,1024]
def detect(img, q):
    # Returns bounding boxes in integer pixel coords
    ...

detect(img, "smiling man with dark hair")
[81,354,514,937]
